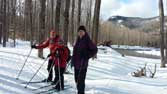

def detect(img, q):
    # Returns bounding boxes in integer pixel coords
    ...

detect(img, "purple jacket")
[71,33,98,69]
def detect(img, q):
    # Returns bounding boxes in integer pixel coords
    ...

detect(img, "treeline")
[0,0,101,47]
[99,22,160,47]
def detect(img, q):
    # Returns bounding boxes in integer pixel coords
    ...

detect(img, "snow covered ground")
[112,45,160,56]
[136,50,160,56]
[0,40,167,94]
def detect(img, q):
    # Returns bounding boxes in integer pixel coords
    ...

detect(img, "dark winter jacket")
[71,32,97,69]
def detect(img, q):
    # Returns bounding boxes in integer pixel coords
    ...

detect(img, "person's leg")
[74,69,79,83]
[47,59,54,81]
[77,69,87,94]
[54,67,65,90]
[53,66,59,85]
[60,68,65,90]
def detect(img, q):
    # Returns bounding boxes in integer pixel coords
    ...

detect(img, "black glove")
[70,60,74,69]
[54,49,61,58]
[47,54,51,58]
[67,55,72,63]
[31,45,37,49]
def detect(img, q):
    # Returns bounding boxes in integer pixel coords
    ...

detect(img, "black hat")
[78,25,86,32]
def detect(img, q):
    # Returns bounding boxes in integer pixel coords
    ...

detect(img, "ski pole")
[56,50,62,93]
[16,40,36,80]
[16,48,33,80]
[45,57,56,83]
[25,57,48,88]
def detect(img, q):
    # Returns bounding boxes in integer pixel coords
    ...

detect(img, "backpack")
[65,46,71,63]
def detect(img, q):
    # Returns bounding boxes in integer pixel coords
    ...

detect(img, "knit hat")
[78,25,86,32]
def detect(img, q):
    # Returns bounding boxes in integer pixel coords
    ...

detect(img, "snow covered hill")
[0,40,167,94]
[108,15,159,31]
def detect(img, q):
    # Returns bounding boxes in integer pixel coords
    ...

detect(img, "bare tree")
[2,0,7,47]
[55,0,61,34]
[0,0,3,44]
[24,0,33,44]
[11,0,17,46]
[6,0,9,42]
[38,0,46,58]
[77,0,82,26]
[92,0,101,44]
[86,0,93,32]
[63,0,71,45]
[71,0,75,45]
[159,0,165,67]
[28,0,33,45]
[51,0,54,29]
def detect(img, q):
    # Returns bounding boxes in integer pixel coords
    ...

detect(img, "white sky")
[100,0,166,20]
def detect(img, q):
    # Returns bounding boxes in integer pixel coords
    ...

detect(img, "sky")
[100,0,166,20]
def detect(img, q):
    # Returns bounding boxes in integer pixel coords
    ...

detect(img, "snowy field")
[136,50,160,56]
[0,40,167,94]
[112,45,160,56]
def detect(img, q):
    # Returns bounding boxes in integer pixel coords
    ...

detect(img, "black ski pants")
[74,68,87,94]
[54,66,65,90]
[47,59,54,81]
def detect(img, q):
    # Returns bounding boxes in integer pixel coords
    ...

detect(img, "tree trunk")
[0,23,2,44]
[0,0,3,44]
[38,0,46,58]
[28,0,33,45]
[11,0,17,47]
[2,0,7,47]
[51,0,54,29]
[33,0,37,41]
[77,0,82,26]
[6,0,9,42]
[71,0,75,45]
[159,0,165,67]
[24,0,28,40]
[86,0,92,32]
[92,0,101,44]
[63,0,70,45]
[55,0,61,34]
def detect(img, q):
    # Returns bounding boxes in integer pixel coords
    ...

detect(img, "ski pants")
[74,68,87,94]
[47,59,54,81]
[54,66,65,90]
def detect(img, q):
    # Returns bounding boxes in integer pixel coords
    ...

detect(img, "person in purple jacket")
[71,25,98,94]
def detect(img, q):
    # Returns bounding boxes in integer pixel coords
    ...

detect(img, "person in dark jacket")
[31,30,62,82]
[71,26,98,94]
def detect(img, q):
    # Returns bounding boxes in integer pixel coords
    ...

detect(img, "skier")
[31,30,63,82]
[51,44,70,91]
[71,26,98,94]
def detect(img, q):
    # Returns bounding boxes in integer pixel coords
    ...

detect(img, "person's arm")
[36,39,49,49]
[87,38,98,58]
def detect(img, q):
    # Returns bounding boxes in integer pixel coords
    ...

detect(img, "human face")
[50,33,55,38]
[78,30,85,38]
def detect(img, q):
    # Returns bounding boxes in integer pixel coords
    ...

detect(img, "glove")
[47,54,51,58]
[54,49,61,58]
[70,61,74,69]
[31,45,37,49]
[67,55,72,63]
